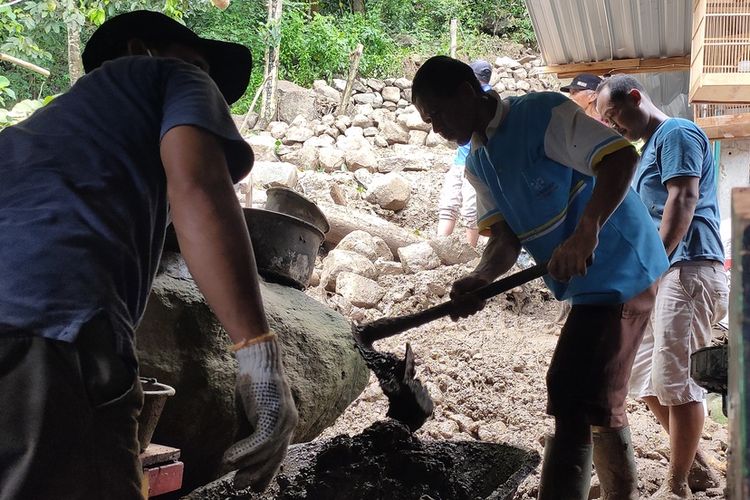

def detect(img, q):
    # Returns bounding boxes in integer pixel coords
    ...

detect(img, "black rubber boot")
[537,434,593,500]
[592,427,639,500]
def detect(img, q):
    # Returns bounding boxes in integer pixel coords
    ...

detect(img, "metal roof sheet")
[525,0,692,66]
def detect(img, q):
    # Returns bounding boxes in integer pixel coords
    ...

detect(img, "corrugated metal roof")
[525,1,692,119]
[525,0,692,66]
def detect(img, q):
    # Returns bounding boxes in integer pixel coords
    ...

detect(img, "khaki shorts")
[0,326,143,500]
[438,163,477,227]
[629,261,729,405]
[546,285,656,428]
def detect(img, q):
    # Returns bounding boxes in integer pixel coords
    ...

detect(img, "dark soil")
[187,420,539,500]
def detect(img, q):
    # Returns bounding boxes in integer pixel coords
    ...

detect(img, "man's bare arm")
[473,220,522,282]
[161,125,268,344]
[661,176,699,257]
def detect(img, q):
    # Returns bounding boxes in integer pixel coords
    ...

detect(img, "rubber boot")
[592,427,639,500]
[537,434,593,500]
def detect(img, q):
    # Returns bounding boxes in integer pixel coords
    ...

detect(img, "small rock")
[495,56,521,69]
[381,86,401,103]
[408,130,428,146]
[352,114,374,129]
[477,420,508,442]
[283,125,315,144]
[429,236,480,266]
[268,121,289,139]
[379,119,410,145]
[336,272,385,308]
[320,249,378,291]
[345,148,378,173]
[437,419,459,439]
[397,242,440,274]
[393,77,412,90]
[337,230,382,262]
[375,259,402,276]
[365,173,411,210]
[251,161,298,188]
[318,147,346,172]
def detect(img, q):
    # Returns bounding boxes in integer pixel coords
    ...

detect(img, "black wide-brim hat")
[82,10,252,105]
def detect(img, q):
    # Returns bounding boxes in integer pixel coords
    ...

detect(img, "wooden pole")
[259,0,283,128]
[449,19,458,58]
[337,43,364,117]
[239,73,271,135]
[0,53,50,78]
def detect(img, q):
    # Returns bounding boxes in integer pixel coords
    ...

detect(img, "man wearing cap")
[561,73,605,123]
[436,59,492,247]
[597,75,727,499]
[412,55,669,499]
[0,10,297,499]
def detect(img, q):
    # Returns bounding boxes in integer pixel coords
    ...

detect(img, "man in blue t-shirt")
[0,11,297,498]
[437,60,492,247]
[597,75,728,499]
[413,56,668,499]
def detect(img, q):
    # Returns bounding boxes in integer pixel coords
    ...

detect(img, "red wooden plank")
[144,461,183,497]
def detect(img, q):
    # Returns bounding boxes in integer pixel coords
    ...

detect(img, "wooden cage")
[690,0,750,103]
[694,103,750,139]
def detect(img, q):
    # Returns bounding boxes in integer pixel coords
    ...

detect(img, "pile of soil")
[188,420,539,500]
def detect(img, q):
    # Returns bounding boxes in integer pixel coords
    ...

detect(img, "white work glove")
[223,334,298,491]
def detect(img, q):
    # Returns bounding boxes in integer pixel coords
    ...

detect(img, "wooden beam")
[0,52,50,78]
[695,112,750,139]
[536,56,690,78]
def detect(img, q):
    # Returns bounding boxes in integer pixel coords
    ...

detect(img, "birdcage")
[690,0,750,103]
[694,103,750,138]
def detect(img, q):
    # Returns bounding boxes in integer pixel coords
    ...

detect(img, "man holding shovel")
[412,56,669,499]
[0,11,296,499]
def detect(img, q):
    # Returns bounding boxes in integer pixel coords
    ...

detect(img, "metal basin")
[244,208,324,289]
[137,377,176,452]
[265,187,330,234]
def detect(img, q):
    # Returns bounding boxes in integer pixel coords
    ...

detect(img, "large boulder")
[245,133,278,162]
[277,80,318,122]
[136,253,369,491]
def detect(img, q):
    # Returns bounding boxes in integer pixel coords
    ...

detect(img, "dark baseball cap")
[560,73,602,93]
[469,60,492,84]
[82,10,252,105]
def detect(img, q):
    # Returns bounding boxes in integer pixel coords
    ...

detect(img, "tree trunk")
[449,19,458,59]
[259,0,283,128]
[320,203,422,257]
[66,7,84,85]
[351,0,365,14]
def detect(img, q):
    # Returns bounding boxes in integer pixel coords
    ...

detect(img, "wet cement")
[187,420,539,500]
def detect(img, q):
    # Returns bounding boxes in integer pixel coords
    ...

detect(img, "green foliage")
[0,0,536,118]
[280,8,401,86]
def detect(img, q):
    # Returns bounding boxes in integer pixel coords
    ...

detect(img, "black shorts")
[0,327,143,500]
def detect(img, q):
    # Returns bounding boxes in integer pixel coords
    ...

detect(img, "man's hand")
[548,225,598,282]
[449,273,490,321]
[223,335,298,491]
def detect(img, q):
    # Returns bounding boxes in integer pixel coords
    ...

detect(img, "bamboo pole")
[337,43,364,117]
[0,53,50,78]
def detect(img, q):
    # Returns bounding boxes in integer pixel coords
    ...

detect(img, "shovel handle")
[357,262,548,345]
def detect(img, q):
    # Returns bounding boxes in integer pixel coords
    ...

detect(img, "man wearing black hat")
[561,73,605,123]
[0,10,297,499]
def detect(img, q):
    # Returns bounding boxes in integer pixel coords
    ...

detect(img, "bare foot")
[650,481,693,499]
